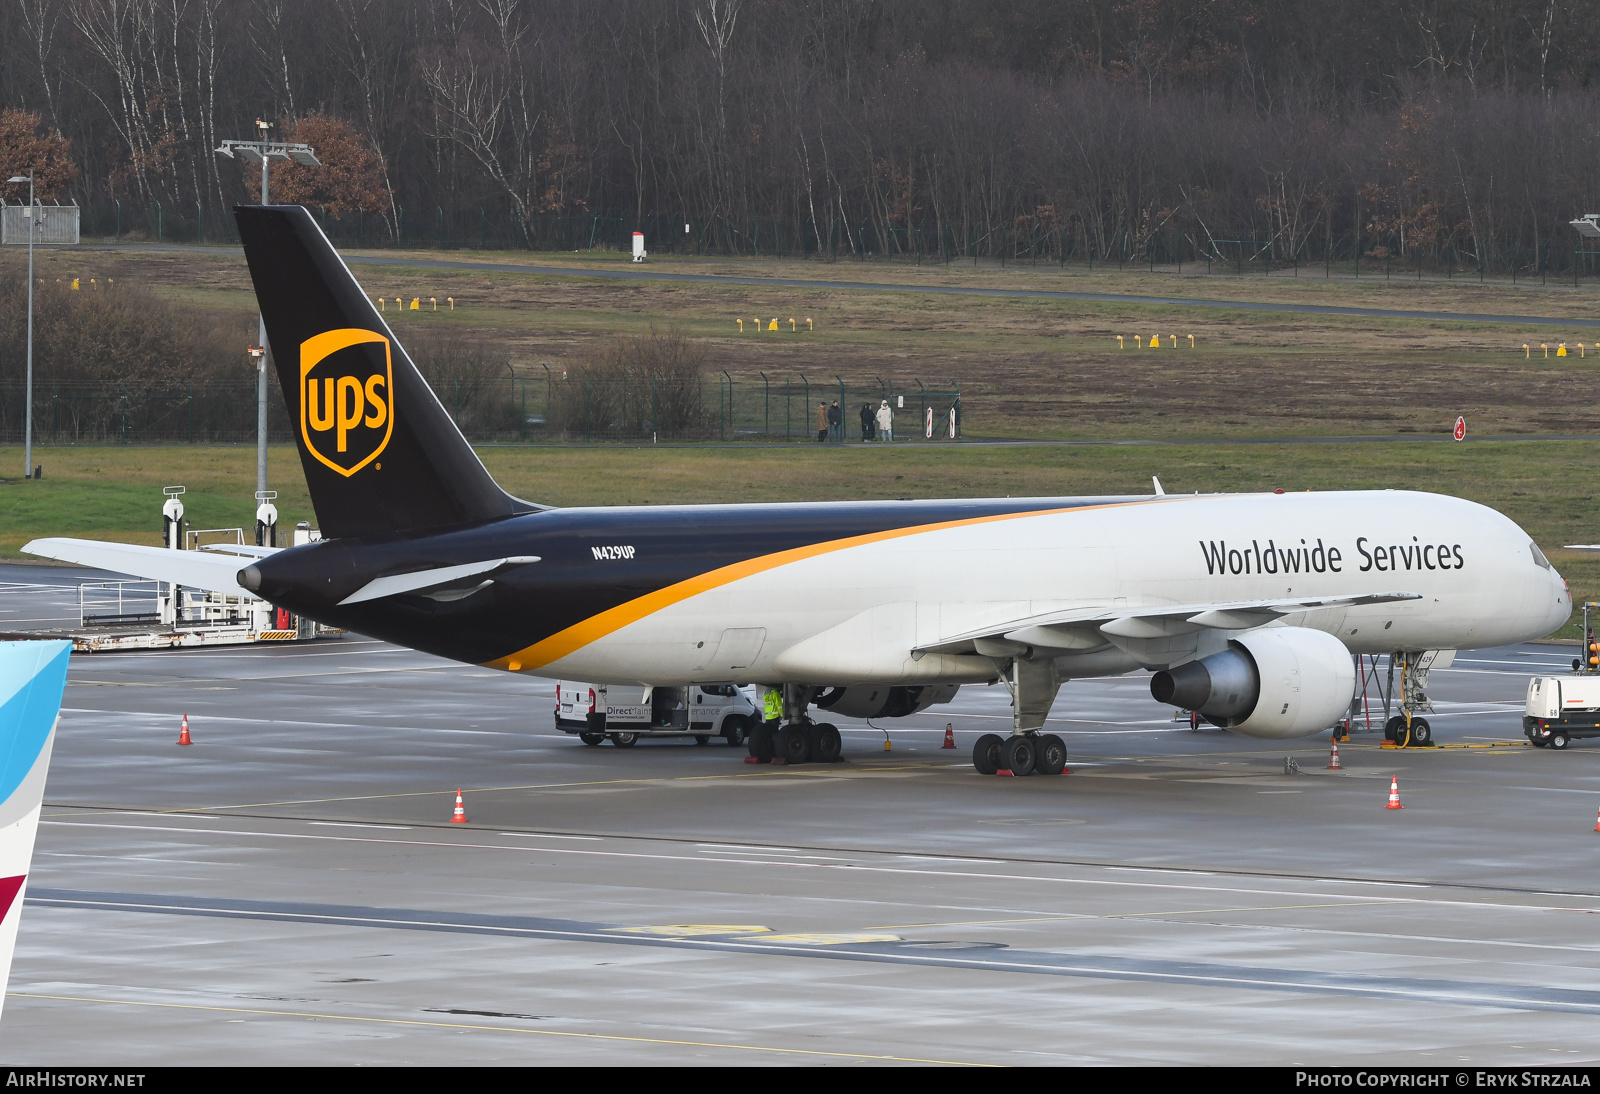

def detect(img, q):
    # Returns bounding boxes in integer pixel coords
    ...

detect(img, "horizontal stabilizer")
[198,544,281,559]
[337,556,540,605]
[21,538,255,598]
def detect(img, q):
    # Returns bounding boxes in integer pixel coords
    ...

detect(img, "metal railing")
[79,581,162,627]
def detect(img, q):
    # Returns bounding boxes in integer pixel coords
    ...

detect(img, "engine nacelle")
[1149,626,1354,739]
[815,683,959,720]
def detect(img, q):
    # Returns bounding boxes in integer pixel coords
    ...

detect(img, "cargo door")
[711,628,766,672]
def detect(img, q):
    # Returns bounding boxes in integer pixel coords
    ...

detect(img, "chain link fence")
[0,376,963,446]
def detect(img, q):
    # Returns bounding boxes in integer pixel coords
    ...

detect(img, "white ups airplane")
[25,206,1572,774]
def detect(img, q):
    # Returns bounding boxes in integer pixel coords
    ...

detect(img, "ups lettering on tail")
[299,328,394,478]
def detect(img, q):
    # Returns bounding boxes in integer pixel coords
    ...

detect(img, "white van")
[555,681,758,748]
[1524,675,1600,749]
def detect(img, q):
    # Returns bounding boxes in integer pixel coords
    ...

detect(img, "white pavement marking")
[37,819,1600,912]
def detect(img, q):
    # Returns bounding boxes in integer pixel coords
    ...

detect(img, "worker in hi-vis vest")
[763,686,783,730]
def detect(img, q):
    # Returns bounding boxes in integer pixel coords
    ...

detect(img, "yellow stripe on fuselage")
[487,497,1168,673]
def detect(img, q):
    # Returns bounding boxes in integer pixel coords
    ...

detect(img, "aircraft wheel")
[972,733,1002,775]
[748,723,775,761]
[694,735,710,745]
[1551,732,1570,750]
[809,722,842,763]
[609,732,638,748]
[1035,734,1068,775]
[1384,715,1406,743]
[1409,718,1432,746]
[578,731,605,746]
[1000,735,1036,776]
[776,723,811,764]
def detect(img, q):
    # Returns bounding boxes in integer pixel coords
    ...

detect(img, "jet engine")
[1148,627,1354,738]
[815,683,960,720]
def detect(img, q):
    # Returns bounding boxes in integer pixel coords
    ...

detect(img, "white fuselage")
[543,490,1569,687]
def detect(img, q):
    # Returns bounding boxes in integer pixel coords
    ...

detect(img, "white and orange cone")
[1384,776,1403,810]
[177,713,191,746]
[1593,805,1599,833]
[450,788,468,824]
[1327,740,1341,770]
[942,724,956,749]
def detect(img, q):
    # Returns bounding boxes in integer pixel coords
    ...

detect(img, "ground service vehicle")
[557,682,758,747]
[24,205,1572,778]
[1524,676,1600,749]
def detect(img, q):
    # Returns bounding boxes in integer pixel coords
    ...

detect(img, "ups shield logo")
[300,328,394,477]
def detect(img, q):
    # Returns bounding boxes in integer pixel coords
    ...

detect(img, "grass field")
[4,243,1595,638]
[8,244,1600,440]
[3,440,1595,639]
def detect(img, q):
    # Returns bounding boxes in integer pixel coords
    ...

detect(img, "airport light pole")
[6,171,35,481]
[215,121,320,500]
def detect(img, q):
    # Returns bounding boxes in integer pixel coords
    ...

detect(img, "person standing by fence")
[859,402,875,442]
[828,400,842,443]
[816,402,828,443]
[876,399,894,443]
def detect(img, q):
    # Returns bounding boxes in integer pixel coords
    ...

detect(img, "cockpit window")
[1530,542,1551,570]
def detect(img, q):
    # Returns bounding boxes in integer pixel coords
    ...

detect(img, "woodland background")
[2,1,1600,443]
[0,0,1597,269]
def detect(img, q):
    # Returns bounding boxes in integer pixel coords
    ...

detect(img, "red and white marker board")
[1453,416,1466,441]
[925,406,934,438]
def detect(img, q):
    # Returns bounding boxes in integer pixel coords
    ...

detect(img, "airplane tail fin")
[234,205,538,540]
[0,639,71,1022]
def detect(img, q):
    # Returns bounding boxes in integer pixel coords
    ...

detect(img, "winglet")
[0,639,71,1023]
[1152,477,1165,496]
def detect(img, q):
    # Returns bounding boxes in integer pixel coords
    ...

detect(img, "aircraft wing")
[914,591,1422,657]
[21,537,255,598]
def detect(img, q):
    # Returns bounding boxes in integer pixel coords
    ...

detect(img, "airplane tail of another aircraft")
[0,639,71,1022]
[234,205,539,540]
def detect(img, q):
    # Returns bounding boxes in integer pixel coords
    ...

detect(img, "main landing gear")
[971,656,1069,776]
[747,719,842,765]
[972,733,1068,776]
[747,685,842,765]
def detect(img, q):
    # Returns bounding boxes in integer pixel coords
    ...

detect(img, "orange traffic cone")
[1327,740,1341,770]
[1385,776,1403,810]
[942,724,956,749]
[177,713,191,746]
[450,788,468,824]
[1592,805,1599,833]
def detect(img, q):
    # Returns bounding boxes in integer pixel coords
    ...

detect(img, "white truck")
[555,682,759,748]
[1524,675,1600,749]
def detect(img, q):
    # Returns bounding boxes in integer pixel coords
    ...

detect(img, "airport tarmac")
[2,561,1599,1065]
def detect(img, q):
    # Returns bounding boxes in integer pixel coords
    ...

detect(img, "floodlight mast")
[215,122,320,500]
[6,170,34,482]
